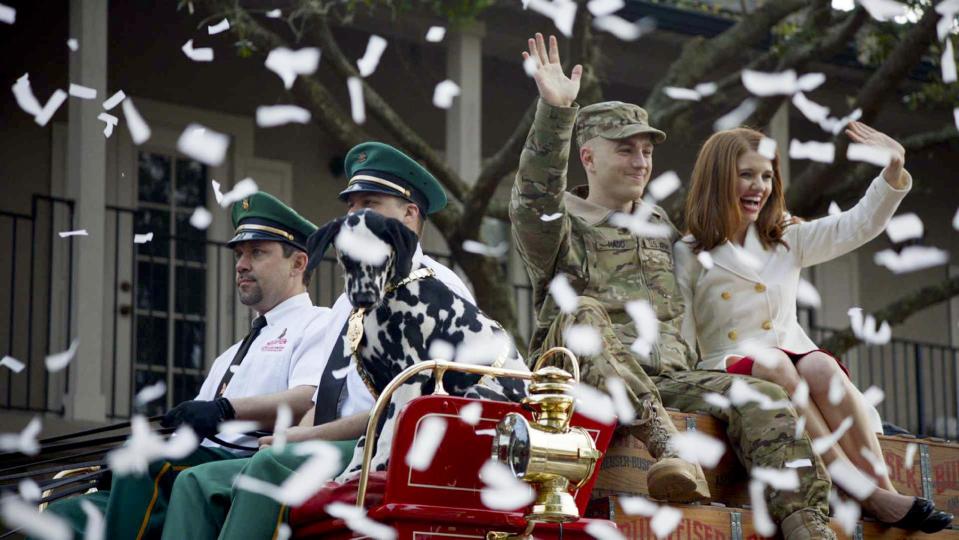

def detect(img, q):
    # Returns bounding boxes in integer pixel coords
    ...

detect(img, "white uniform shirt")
[312,244,476,418]
[195,292,331,451]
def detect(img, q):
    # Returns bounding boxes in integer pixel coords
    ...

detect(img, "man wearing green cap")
[157,141,476,540]
[42,191,348,539]
[512,34,833,540]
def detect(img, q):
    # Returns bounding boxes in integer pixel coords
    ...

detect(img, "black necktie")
[313,319,352,425]
[216,315,268,397]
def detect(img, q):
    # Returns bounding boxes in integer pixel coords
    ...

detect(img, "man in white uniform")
[42,191,328,539]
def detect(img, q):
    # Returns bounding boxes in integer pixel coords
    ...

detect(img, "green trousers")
[161,439,357,540]
[44,446,237,539]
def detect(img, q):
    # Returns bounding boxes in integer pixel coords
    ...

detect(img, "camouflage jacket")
[509,100,696,375]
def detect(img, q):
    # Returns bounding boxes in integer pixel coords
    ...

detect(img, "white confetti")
[1,498,71,540]
[181,39,214,62]
[605,377,636,424]
[792,92,830,123]
[789,139,835,163]
[796,278,821,308]
[34,89,67,127]
[651,506,683,539]
[830,490,861,537]
[797,72,826,92]
[406,416,446,471]
[785,458,813,468]
[549,274,579,314]
[905,442,918,469]
[821,108,862,135]
[475,428,496,437]
[80,498,105,540]
[45,339,79,372]
[432,79,461,109]
[523,56,538,77]
[828,459,878,500]
[664,86,701,101]
[347,76,365,124]
[212,180,224,204]
[256,105,311,127]
[102,90,126,110]
[828,371,846,405]
[618,495,659,516]
[479,459,536,510]
[953,205,959,230]
[0,416,41,455]
[752,467,800,491]
[756,137,778,160]
[265,47,320,89]
[828,201,842,216]
[847,143,892,167]
[325,503,396,540]
[861,386,885,408]
[860,447,889,476]
[728,378,791,410]
[702,392,730,409]
[122,98,151,144]
[593,15,655,41]
[425,26,446,42]
[795,415,807,439]
[571,382,617,424]
[541,212,563,221]
[954,108,959,134]
[107,416,198,475]
[177,123,229,166]
[208,18,230,35]
[134,380,166,405]
[272,403,293,452]
[357,35,388,77]
[454,332,512,365]
[608,204,673,238]
[585,520,626,540]
[133,232,154,244]
[459,401,482,426]
[427,339,455,361]
[742,69,801,96]
[219,178,259,208]
[749,480,776,538]
[812,416,854,455]
[58,229,88,238]
[647,171,680,201]
[885,213,924,243]
[1,355,25,373]
[713,98,757,132]
[792,379,810,409]
[563,324,603,357]
[847,307,891,345]
[336,224,391,266]
[276,524,291,540]
[671,431,725,468]
[695,82,717,97]
[527,0,578,37]
[189,207,213,230]
[625,299,658,359]
[696,251,714,269]
[18,478,40,501]
[97,112,118,137]
[587,0,624,16]
[12,74,42,116]
[68,83,97,100]
[217,420,260,435]
[0,4,14,24]
[462,240,509,258]
[235,441,342,506]
[874,245,949,273]
[858,0,909,21]
[266,8,282,18]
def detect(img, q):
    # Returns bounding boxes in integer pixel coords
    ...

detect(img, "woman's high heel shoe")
[890,497,954,534]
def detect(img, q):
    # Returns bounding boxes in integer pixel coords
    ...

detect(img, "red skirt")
[726,347,850,378]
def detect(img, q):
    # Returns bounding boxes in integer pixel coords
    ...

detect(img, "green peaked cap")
[339,141,447,215]
[227,191,317,252]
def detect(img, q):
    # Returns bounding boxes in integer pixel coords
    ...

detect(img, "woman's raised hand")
[522,33,582,108]
[845,121,907,188]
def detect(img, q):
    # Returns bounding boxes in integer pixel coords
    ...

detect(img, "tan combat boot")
[781,509,837,540]
[629,400,711,503]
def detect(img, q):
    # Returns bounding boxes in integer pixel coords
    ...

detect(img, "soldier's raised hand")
[844,121,907,189]
[523,33,582,108]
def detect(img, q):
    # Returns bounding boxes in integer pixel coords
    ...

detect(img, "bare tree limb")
[820,275,959,355]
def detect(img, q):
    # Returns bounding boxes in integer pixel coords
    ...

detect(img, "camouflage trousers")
[541,297,830,524]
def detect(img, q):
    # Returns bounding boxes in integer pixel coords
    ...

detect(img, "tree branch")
[820,275,959,355]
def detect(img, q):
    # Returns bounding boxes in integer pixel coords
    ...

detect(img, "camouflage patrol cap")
[575,101,666,147]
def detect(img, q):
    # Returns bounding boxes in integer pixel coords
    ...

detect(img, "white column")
[445,23,485,185]
[64,0,108,421]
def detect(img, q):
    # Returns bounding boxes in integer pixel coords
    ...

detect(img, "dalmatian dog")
[306,209,529,481]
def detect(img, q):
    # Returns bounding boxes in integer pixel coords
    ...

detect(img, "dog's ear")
[306,217,345,272]
[381,217,418,282]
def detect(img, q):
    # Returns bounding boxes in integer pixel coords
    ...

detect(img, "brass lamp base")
[526,476,579,523]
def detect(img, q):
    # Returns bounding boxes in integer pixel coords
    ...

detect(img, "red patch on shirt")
[262,328,288,352]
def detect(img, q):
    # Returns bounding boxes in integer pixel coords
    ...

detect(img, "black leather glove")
[160,397,235,439]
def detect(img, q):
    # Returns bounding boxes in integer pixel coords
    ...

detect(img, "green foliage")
[342,0,495,24]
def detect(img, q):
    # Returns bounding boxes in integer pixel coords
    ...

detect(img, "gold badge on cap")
[357,152,367,163]
[242,198,250,210]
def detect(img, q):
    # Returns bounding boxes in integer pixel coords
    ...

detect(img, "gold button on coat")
[762,321,772,330]
[727,330,738,341]
[755,283,767,293]
[721,291,731,300]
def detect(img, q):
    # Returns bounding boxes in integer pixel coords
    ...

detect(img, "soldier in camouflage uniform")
[511,34,834,540]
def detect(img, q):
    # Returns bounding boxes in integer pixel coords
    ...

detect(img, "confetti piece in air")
[664,87,702,101]
[796,278,821,308]
[858,0,909,21]
[847,143,892,167]
[45,339,79,372]
[713,98,757,132]
[646,171,680,201]
[785,458,812,468]
[741,69,823,96]
[177,124,229,166]
[428,339,455,361]
[0,416,41,455]
[462,240,509,258]
[458,401,482,426]
[587,0,624,16]
[336,224,391,265]
[0,3,15,24]
[651,506,682,539]
[702,392,730,409]
[752,467,800,491]
[357,35,388,77]
[432,80,461,109]
[608,204,673,238]
[219,178,259,208]
[212,180,224,204]
[606,377,636,423]
[792,92,830,123]
[563,325,603,356]
[98,112,118,137]
[134,381,166,406]
[828,201,841,216]
[406,416,446,471]
[812,416,854,455]
[593,15,656,41]
[265,47,320,89]
[549,274,579,314]
[792,379,809,408]
[122,98,151,144]
[265,8,281,18]
[347,76,365,124]
[272,403,293,452]
[585,520,626,540]
[102,90,126,110]
[830,490,861,537]
[256,105,311,127]
[455,332,513,365]
[697,251,714,269]
[208,18,230,35]
[757,136,777,159]
[235,442,342,505]
[570,382,617,424]
[58,229,88,238]
[425,26,446,42]
[848,307,891,345]
[695,82,717,96]
[523,56,538,77]
[69,83,97,99]
[134,232,154,244]
[81,499,105,540]
[1,355,25,373]
[189,207,213,230]
[325,503,397,539]
[874,246,949,273]
[885,213,923,243]
[34,90,67,127]
[106,420,198,475]
[749,480,776,537]
[795,415,807,439]
[905,442,918,469]
[19,479,40,501]
[12,74,42,116]
[67,38,79,51]
[789,140,835,163]
[859,447,889,476]
[828,459,878,500]
[479,459,536,510]
[625,299,658,358]
[861,386,884,408]
[182,39,214,62]
[216,420,260,435]
[0,498,71,540]
[671,431,725,468]
[828,371,846,405]
[727,378,791,410]
[618,495,659,516]
[527,0,578,37]
[541,212,563,221]
[275,524,291,540]
[954,108,959,133]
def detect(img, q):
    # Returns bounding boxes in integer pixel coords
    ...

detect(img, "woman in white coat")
[674,123,952,532]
